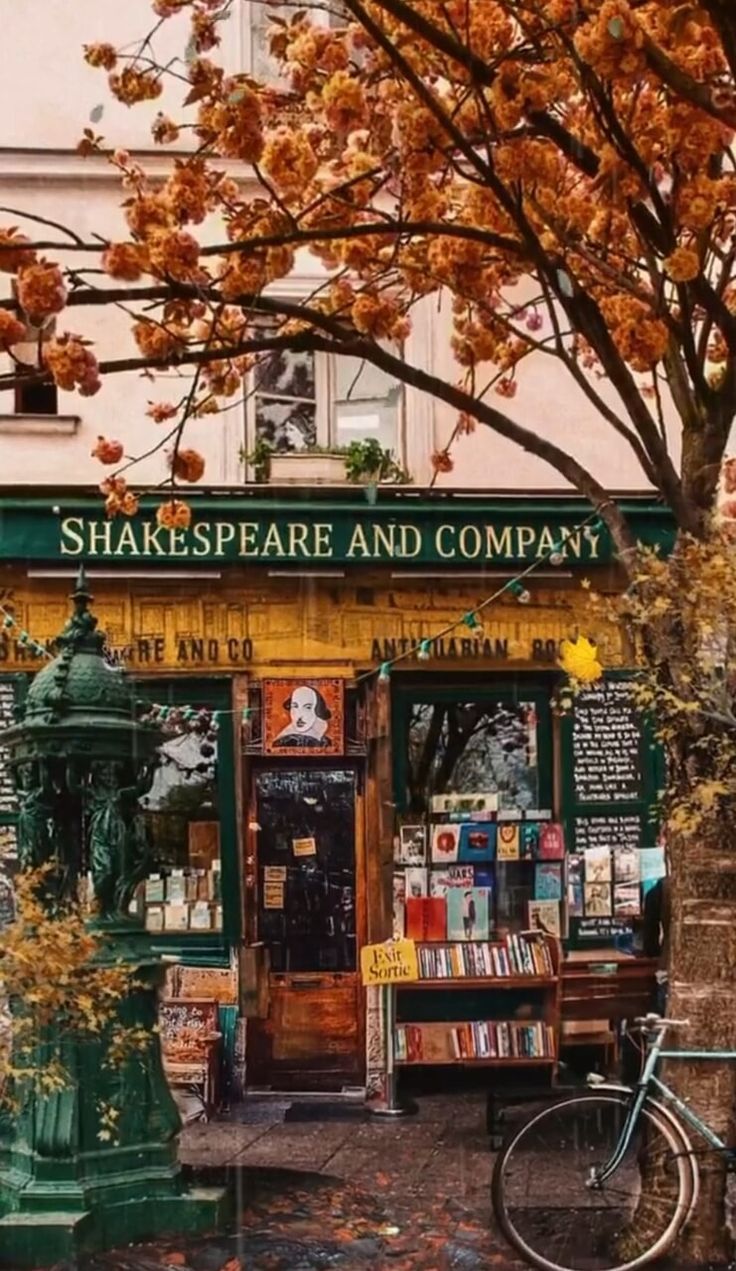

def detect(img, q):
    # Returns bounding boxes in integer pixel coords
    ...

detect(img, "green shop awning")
[0,492,675,569]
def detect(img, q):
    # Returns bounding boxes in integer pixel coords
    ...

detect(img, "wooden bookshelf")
[408,976,556,990]
[395,933,562,1071]
[397,1056,556,1067]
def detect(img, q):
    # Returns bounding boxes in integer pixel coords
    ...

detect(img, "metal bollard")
[369,983,416,1118]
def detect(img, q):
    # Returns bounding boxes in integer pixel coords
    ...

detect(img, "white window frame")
[244,344,406,477]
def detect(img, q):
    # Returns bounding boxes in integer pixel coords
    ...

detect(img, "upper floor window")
[246,345,404,464]
[1,288,58,416]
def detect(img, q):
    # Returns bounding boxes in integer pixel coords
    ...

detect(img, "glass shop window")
[255,767,357,973]
[133,706,223,934]
[400,694,550,936]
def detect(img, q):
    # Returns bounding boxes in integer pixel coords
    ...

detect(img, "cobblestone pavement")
[58,1091,528,1270]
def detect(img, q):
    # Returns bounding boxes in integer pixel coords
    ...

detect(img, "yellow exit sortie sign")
[360,939,419,986]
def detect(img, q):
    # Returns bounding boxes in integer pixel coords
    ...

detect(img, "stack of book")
[395,1019,555,1063]
[417,933,553,979]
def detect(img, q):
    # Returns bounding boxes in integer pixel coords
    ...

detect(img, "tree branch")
[0,306,636,556]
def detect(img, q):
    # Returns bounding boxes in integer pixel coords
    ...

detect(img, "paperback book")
[527,898,561,937]
[496,824,520,860]
[446,887,490,941]
[535,862,563,901]
[537,823,565,860]
[431,824,460,864]
[406,896,447,942]
[458,822,496,862]
[429,865,474,897]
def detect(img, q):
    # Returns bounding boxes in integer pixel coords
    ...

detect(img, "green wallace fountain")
[0,569,227,1265]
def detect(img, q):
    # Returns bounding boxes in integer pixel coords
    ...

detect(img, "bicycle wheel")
[492,1092,692,1271]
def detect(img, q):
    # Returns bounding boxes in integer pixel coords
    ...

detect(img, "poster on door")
[263,679,345,756]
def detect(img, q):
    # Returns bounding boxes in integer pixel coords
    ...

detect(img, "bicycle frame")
[595,1026,736,1184]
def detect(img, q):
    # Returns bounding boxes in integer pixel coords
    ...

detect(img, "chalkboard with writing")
[575,916,632,943]
[574,813,643,856]
[561,673,661,948]
[159,998,219,1045]
[572,680,642,805]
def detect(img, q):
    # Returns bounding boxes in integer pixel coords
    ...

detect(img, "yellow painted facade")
[0,568,630,677]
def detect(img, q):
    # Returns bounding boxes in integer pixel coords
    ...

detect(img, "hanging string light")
[357,507,605,686]
[416,639,432,661]
[505,580,531,604]
[0,605,51,659]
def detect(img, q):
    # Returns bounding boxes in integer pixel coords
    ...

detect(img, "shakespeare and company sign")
[0,498,674,567]
[58,514,604,564]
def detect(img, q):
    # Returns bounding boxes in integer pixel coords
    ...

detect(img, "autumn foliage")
[0,1,730,540]
[0,870,139,1107]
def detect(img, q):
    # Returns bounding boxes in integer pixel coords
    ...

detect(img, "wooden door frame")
[243,756,367,1087]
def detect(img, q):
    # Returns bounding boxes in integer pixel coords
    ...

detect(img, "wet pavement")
[57,1091,527,1270]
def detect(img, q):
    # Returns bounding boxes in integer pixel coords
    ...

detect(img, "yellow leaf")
[558,635,603,683]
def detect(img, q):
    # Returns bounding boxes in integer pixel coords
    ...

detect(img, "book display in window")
[137,864,223,931]
[392,811,564,944]
[392,695,563,1072]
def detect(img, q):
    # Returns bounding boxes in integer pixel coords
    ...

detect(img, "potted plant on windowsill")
[343,438,409,486]
[268,445,350,485]
[242,440,350,484]
[244,438,410,487]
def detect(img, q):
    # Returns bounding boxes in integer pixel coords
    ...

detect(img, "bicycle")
[491,1013,735,1271]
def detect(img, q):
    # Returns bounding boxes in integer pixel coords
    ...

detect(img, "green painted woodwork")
[0,493,674,567]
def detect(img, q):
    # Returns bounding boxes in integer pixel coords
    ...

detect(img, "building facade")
[0,493,668,1092]
[0,1,669,1097]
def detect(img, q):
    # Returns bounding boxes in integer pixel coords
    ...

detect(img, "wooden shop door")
[247,765,365,1090]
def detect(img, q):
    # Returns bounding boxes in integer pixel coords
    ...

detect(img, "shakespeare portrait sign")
[262,679,345,757]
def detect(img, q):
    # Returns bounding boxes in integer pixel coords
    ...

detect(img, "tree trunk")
[665,825,736,1265]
